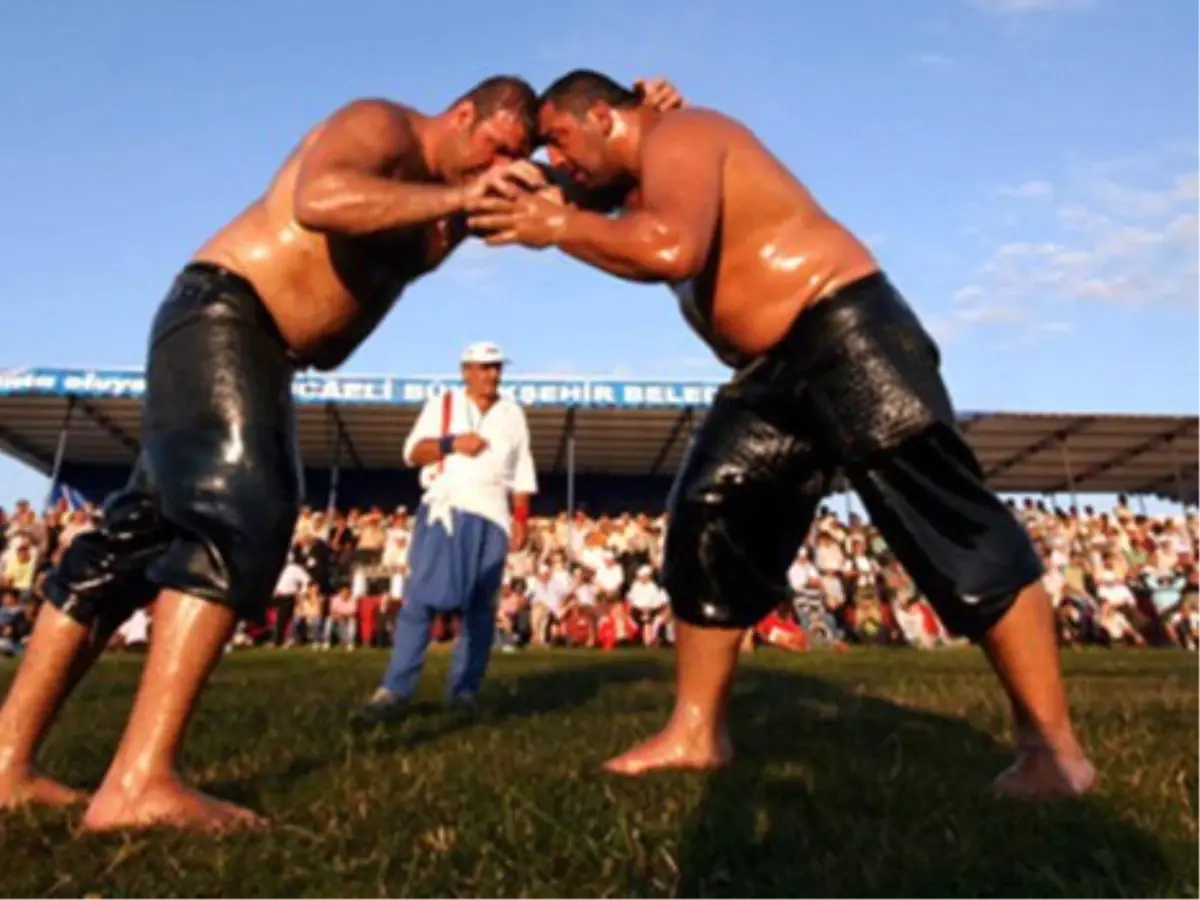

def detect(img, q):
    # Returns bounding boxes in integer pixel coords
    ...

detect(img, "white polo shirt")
[403,388,537,535]
[274,562,310,597]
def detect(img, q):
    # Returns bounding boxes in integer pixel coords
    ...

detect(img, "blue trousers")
[381,504,508,700]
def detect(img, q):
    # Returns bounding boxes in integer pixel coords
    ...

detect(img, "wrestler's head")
[537,69,642,193]
[436,76,539,184]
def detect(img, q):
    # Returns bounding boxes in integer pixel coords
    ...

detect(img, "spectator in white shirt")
[382,510,411,572]
[547,550,574,601]
[526,564,559,644]
[1097,599,1144,647]
[594,550,626,600]
[578,537,609,576]
[272,558,310,647]
[627,565,670,646]
[893,596,937,649]
[572,567,599,610]
[525,566,566,643]
[365,342,537,716]
[787,547,845,647]
[1094,558,1136,612]
[505,544,535,587]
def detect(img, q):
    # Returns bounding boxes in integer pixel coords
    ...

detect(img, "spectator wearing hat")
[364,341,537,715]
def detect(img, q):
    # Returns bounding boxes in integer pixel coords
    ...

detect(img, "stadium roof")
[0,367,1196,502]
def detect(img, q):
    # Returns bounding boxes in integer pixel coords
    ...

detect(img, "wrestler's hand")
[535,183,567,206]
[453,432,489,456]
[635,77,685,111]
[461,160,549,207]
[466,191,568,249]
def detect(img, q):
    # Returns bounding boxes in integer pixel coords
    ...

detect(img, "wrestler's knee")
[150,496,298,621]
[41,490,164,632]
[925,526,1045,642]
[662,474,789,630]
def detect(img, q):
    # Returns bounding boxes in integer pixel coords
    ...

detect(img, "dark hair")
[453,75,538,135]
[539,69,640,118]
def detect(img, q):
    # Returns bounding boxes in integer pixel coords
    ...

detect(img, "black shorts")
[42,263,303,630]
[661,272,1043,640]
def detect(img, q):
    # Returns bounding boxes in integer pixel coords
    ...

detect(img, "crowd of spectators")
[1,495,1197,659]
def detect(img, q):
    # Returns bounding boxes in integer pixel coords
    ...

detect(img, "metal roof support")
[1132,460,1200,504]
[565,408,577,563]
[1059,434,1078,512]
[78,399,140,459]
[327,404,363,469]
[44,396,77,510]
[326,404,344,515]
[648,407,694,476]
[1049,420,1195,494]
[552,407,577,474]
[958,413,983,436]
[0,425,53,474]
[1169,439,1189,513]
[984,416,1095,481]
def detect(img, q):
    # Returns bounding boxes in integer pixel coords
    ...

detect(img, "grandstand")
[0,366,1196,513]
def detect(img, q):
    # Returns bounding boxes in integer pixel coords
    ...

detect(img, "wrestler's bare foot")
[603,719,734,776]
[0,766,88,810]
[81,775,267,834]
[993,727,1096,800]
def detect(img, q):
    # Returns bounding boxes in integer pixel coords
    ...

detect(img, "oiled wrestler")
[469,70,1096,799]
[0,74,683,834]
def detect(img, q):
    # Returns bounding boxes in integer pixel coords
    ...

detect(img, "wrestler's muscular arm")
[293,99,464,235]
[555,113,724,282]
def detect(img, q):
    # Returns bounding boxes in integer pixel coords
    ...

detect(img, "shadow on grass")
[349,656,664,756]
[202,657,663,813]
[201,756,330,812]
[673,667,1172,898]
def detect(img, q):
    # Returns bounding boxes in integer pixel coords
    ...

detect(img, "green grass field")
[0,647,1195,898]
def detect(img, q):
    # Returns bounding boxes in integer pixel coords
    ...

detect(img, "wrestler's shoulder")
[319,97,421,138]
[647,107,751,143]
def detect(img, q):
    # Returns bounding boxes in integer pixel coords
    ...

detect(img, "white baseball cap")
[461,341,508,366]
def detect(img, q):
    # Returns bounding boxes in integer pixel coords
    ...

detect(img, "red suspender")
[436,390,453,475]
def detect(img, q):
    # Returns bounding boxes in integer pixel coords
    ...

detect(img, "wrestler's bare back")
[634,109,880,361]
[194,102,459,370]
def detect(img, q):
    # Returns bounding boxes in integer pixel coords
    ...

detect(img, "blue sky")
[0,0,1195,507]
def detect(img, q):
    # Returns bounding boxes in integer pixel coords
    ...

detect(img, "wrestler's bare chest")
[668,261,753,369]
[329,214,462,304]
[355,157,462,287]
